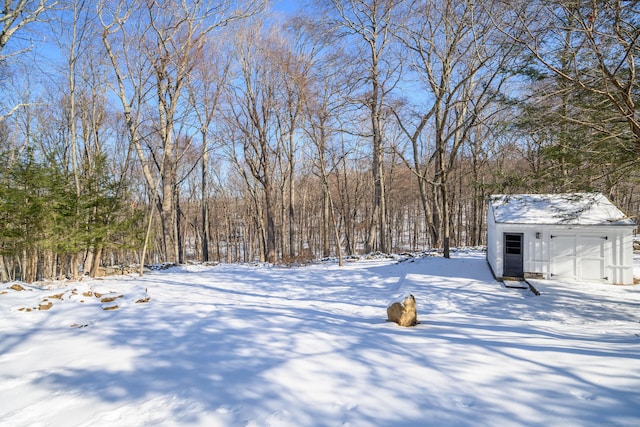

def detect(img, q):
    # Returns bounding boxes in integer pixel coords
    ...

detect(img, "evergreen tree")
[0,148,53,282]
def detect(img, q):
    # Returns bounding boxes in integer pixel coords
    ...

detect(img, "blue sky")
[271,0,304,15]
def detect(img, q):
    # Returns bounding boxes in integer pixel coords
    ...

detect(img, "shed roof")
[489,193,636,226]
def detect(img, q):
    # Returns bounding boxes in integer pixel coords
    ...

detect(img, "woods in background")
[0,0,638,282]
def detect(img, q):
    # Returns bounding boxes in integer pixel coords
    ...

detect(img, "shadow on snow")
[24,253,640,426]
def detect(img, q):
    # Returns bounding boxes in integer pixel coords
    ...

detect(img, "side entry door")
[503,233,524,278]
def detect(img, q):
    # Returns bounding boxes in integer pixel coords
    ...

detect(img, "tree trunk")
[322,187,330,257]
[201,134,210,262]
[0,255,9,282]
[264,184,277,264]
[289,164,296,259]
[89,246,103,278]
[371,62,386,254]
[441,180,451,259]
[176,187,184,264]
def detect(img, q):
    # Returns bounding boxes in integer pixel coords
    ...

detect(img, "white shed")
[487,193,636,285]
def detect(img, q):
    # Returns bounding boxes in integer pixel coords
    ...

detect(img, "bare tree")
[326,0,402,253]
[99,0,262,266]
[296,17,352,263]
[187,37,231,262]
[0,0,58,122]
[277,32,308,260]
[225,20,288,263]
[393,0,515,257]
[0,0,56,54]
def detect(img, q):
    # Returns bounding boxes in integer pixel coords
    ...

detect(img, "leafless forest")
[0,0,638,282]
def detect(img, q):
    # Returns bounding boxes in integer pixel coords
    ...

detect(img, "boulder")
[386,294,418,327]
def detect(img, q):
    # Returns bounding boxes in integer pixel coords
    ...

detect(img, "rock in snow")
[386,293,418,326]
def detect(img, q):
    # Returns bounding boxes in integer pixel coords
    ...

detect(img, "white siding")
[524,227,547,277]
[609,231,634,285]
[486,202,498,277]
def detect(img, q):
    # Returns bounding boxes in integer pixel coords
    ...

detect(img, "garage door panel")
[550,235,576,279]
[551,236,575,256]
[579,237,604,258]
[552,258,576,278]
[578,237,606,281]
[582,259,605,280]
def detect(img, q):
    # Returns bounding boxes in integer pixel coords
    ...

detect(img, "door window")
[505,235,522,255]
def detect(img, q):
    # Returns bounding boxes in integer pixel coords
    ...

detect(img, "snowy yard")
[1,250,639,427]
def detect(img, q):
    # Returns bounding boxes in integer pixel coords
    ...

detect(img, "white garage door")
[550,235,576,280]
[550,234,606,282]
[579,236,607,281]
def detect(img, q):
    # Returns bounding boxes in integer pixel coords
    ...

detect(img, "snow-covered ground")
[1,250,639,427]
